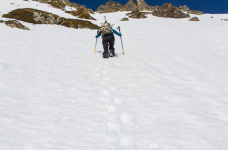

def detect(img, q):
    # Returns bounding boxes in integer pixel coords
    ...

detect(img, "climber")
[95,22,122,58]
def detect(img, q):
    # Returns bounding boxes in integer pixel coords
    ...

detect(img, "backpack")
[100,23,113,36]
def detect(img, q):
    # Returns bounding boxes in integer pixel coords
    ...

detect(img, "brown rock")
[120,17,129,21]
[189,17,200,21]
[33,0,68,9]
[3,8,99,30]
[161,3,173,8]
[97,0,154,13]
[48,0,66,9]
[187,10,204,15]
[106,0,122,7]
[126,10,149,19]
[0,20,4,23]
[3,8,62,24]
[87,9,95,14]
[152,3,190,18]
[60,18,99,29]
[70,3,86,9]
[5,20,30,30]
[120,0,137,11]
[179,5,190,11]
[96,0,123,13]
[136,0,148,10]
[66,8,96,20]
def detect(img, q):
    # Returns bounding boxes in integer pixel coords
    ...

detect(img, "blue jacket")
[95,29,122,38]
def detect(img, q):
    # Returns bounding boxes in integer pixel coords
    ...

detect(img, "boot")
[103,52,109,59]
[109,49,115,57]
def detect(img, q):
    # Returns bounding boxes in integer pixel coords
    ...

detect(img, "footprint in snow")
[104,104,118,113]
[108,86,117,92]
[117,133,131,150]
[112,97,123,105]
[107,122,120,134]
[100,89,111,97]
[0,63,7,71]
[120,112,133,125]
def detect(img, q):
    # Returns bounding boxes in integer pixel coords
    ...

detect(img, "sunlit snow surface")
[1,0,228,150]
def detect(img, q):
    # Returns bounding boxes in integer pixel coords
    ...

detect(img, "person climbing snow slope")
[95,22,122,58]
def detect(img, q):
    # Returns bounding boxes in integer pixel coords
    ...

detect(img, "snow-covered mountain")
[1,0,228,150]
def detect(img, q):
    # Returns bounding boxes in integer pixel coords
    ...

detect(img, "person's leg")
[109,35,115,56]
[102,36,109,58]
[109,35,115,50]
[102,36,109,54]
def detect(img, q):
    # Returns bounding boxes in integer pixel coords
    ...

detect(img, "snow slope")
[1,0,228,150]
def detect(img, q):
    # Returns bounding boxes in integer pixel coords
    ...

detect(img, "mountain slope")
[1,0,228,150]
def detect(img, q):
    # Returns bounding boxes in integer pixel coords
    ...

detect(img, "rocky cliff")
[152,3,190,18]
[3,8,99,30]
[96,0,154,13]
[120,0,137,11]
[96,1,123,13]
[96,0,204,17]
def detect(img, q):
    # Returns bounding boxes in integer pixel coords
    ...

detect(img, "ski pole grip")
[118,26,121,33]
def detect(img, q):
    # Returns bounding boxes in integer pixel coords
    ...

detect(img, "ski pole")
[120,36,124,55]
[94,30,100,53]
[94,38,97,53]
[117,26,124,55]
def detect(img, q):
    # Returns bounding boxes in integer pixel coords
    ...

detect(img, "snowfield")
[1,0,228,150]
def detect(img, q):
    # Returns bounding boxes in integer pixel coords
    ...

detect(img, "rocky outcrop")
[5,20,30,30]
[0,20,4,23]
[188,10,204,15]
[135,0,154,11]
[179,5,190,11]
[136,0,148,10]
[3,8,99,30]
[3,8,62,24]
[33,11,62,24]
[69,2,86,9]
[66,8,96,20]
[48,0,67,9]
[179,5,204,15]
[126,10,149,19]
[86,9,95,14]
[120,17,129,21]
[60,18,99,29]
[120,0,137,11]
[32,0,68,9]
[152,3,190,18]
[96,0,154,13]
[189,17,200,21]
[96,1,123,13]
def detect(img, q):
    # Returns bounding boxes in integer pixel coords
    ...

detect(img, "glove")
[95,35,98,38]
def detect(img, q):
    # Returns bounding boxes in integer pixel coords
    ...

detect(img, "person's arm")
[112,29,122,37]
[95,31,101,38]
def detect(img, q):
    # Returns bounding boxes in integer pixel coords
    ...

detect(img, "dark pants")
[102,34,115,54]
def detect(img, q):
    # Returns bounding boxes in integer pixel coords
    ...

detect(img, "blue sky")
[70,0,228,14]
